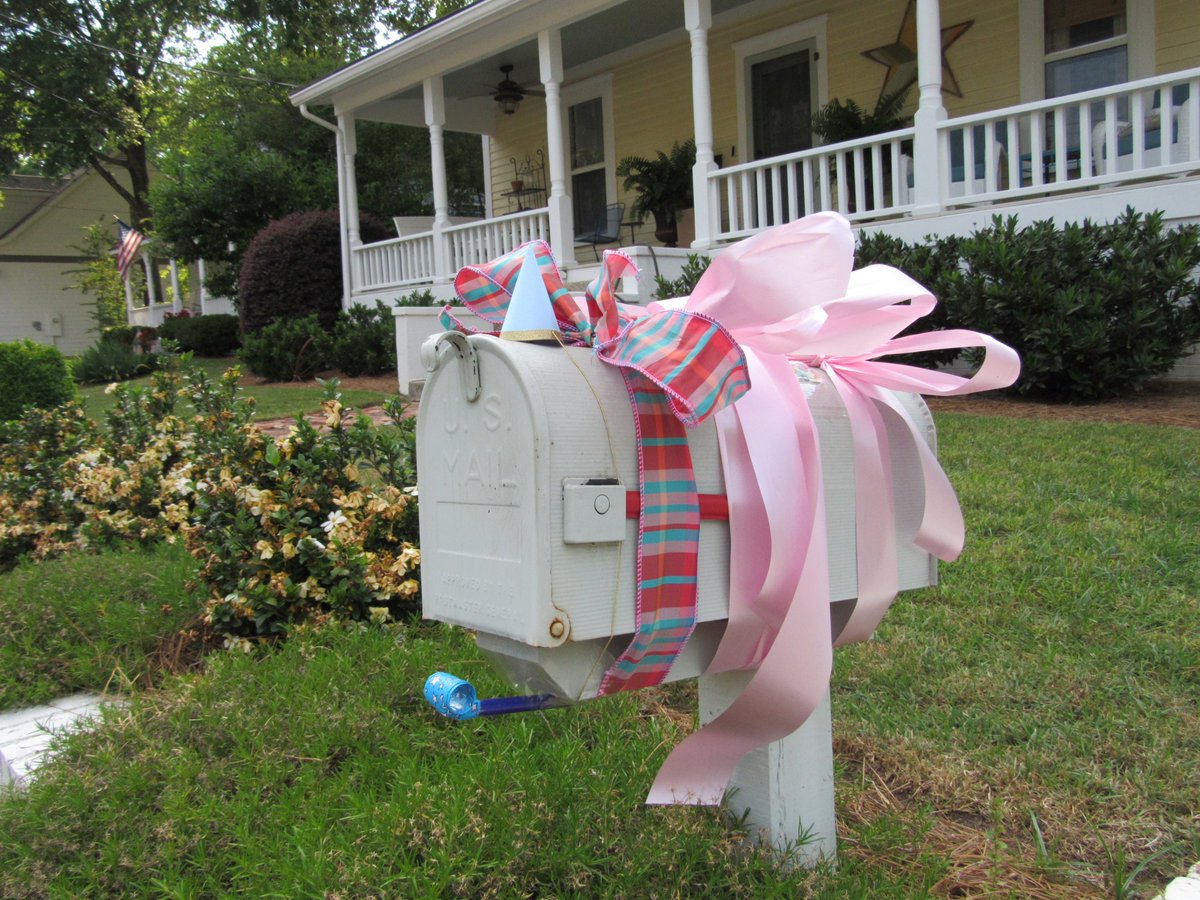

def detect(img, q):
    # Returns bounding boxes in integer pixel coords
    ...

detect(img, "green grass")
[0,413,1196,896]
[76,357,396,422]
[0,543,202,708]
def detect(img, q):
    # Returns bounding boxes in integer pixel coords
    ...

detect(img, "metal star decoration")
[862,0,973,101]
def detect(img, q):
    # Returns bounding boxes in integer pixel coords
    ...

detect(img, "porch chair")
[1091,87,1196,176]
[575,202,625,261]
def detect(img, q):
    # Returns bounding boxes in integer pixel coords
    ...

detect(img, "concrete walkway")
[0,693,116,788]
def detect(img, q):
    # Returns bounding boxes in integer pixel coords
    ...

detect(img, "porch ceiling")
[294,0,764,132]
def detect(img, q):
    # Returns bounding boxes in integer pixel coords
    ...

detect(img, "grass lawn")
[76,357,396,422]
[0,412,1196,896]
[0,543,203,709]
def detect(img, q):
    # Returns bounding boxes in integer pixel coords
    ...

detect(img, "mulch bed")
[923,379,1200,429]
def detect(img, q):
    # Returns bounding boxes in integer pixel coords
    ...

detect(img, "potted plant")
[811,88,911,213]
[616,138,696,247]
[810,86,911,144]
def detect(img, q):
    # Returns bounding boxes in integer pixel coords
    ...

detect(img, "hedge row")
[856,208,1200,401]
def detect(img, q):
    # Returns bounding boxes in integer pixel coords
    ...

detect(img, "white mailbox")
[417,331,937,702]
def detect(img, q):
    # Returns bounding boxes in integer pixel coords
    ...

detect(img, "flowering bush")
[184,388,421,639]
[0,361,421,641]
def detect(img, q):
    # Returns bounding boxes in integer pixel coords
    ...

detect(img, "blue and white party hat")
[500,246,562,342]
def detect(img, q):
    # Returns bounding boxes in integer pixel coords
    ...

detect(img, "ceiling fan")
[490,64,544,115]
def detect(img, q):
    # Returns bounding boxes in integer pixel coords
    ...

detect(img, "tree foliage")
[149,2,482,298]
[1,0,476,243]
[0,0,207,227]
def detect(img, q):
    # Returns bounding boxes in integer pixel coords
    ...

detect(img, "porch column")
[425,76,452,281]
[539,29,577,266]
[169,259,183,314]
[339,114,362,249]
[197,259,208,314]
[141,253,157,306]
[685,0,717,249]
[911,0,947,215]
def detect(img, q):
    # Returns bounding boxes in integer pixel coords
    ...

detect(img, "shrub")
[0,364,421,639]
[72,337,164,385]
[185,387,420,640]
[238,211,390,334]
[0,341,76,421]
[393,288,437,308]
[239,314,332,382]
[654,254,711,300]
[159,313,241,356]
[103,326,158,353]
[955,210,1200,401]
[330,302,396,377]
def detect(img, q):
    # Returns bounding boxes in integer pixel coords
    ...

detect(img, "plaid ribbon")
[449,242,749,692]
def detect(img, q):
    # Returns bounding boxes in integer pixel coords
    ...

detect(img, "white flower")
[299,536,325,553]
[222,635,254,654]
[403,485,419,498]
[104,383,119,395]
[368,606,391,624]
[321,510,348,535]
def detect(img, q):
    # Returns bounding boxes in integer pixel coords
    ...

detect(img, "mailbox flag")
[500,246,562,342]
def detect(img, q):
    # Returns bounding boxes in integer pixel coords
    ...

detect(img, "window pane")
[1045,45,1127,97]
[1045,0,1125,52]
[572,169,606,235]
[751,49,812,159]
[569,99,604,170]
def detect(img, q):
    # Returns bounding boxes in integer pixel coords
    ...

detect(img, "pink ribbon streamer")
[645,212,1020,805]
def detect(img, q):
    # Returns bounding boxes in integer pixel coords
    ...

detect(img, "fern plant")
[615,138,696,247]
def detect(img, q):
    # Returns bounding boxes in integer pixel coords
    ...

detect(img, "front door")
[750,45,816,160]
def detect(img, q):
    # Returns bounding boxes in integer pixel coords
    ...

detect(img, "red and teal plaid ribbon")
[450,242,749,692]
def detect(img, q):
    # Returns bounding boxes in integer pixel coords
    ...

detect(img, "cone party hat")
[500,246,562,343]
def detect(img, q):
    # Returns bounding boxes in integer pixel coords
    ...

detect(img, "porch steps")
[0,692,120,789]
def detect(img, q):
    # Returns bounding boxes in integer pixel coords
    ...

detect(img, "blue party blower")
[424,672,567,721]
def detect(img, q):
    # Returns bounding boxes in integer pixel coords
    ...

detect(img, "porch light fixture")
[492,64,542,116]
[495,87,523,116]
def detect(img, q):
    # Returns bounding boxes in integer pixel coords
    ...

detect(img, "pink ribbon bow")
[645,212,1020,805]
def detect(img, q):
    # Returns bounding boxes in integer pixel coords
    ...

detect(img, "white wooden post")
[169,259,183,314]
[685,0,718,249]
[698,672,837,868]
[124,275,135,322]
[911,0,947,215]
[197,259,211,314]
[341,113,362,261]
[333,115,354,308]
[141,253,157,306]
[425,76,452,281]
[482,134,495,220]
[539,28,577,266]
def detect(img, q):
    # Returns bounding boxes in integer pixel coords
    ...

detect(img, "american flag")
[115,219,145,281]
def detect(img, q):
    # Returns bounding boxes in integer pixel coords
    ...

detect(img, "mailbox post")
[701,674,837,865]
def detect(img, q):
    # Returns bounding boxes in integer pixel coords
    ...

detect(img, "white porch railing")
[446,207,549,270]
[937,68,1200,206]
[355,231,437,292]
[354,208,550,293]
[711,130,916,242]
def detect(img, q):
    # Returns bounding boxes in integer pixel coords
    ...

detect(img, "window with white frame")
[1043,0,1127,98]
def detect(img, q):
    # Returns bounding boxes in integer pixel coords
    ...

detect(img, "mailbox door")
[417,336,556,647]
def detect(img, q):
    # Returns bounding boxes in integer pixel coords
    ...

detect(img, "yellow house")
[291,0,1200,308]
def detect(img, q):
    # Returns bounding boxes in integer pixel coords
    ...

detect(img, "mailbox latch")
[563,478,626,544]
[423,332,481,403]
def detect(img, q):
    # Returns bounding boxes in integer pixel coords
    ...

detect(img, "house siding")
[0,171,134,355]
[1157,0,1200,73]
[487,0,1030,248]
